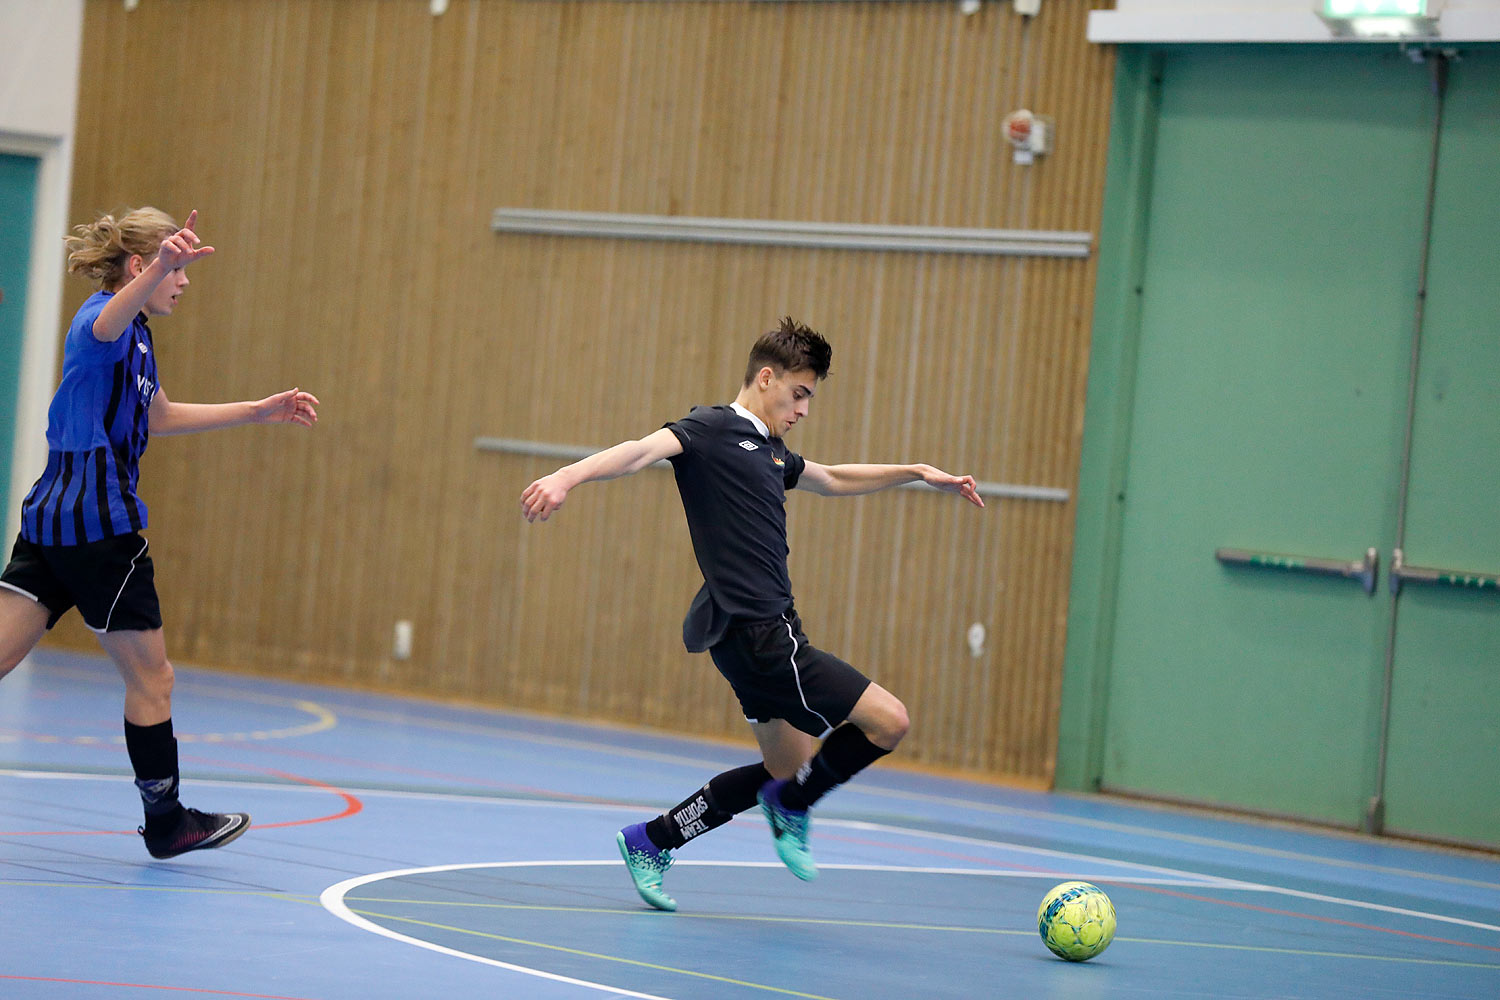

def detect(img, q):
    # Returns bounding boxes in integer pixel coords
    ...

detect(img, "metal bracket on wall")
[1215,547,1379,595]
[1388,548,1500,596]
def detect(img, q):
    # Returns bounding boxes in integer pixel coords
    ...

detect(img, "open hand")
[253,387,320,428]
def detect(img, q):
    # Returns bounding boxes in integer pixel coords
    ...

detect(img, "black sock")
[778,724,890,811]
[645,762,771,850]
[124,718,182,831]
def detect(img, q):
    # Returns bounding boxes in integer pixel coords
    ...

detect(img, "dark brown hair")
[742,317,832,386]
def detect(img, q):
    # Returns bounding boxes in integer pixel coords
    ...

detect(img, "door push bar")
[1214,547,1379,596]
[1389,548,1500,595]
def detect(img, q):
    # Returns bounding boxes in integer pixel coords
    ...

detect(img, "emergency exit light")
[1324,0,1426,14]
[1320,0,1441,37]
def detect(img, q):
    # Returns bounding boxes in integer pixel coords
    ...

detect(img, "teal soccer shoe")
[616,823,677,911]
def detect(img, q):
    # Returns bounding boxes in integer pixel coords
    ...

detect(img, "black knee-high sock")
[124,718,182,832]
[645,762,771,851]
[778,724,890,811]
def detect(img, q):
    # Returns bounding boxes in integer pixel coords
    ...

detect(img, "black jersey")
[665,405,805,651]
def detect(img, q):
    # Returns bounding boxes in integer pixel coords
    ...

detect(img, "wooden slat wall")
[52,0,1114,784]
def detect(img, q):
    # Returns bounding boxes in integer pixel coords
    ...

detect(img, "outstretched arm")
[149,386,319,436]
[520,427,683,523]
[798,461,985,508]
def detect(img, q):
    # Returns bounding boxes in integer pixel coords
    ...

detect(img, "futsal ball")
[1037,881,1116,961]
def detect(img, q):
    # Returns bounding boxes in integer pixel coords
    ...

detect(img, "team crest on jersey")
[738,440,759,451]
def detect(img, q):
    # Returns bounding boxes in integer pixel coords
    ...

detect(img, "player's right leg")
[752,719,821,881]
[0,588,50,680]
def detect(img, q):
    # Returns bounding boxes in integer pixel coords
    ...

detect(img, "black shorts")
[0,533,161,632]
[708,612,872,738]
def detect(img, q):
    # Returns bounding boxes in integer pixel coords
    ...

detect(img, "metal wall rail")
[491,208,1094,258]
[1390,548,1500,594]
[1214,546,1379,596]
[475,436,1071,502]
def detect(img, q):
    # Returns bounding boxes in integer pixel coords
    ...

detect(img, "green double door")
[1099,46,1499,847]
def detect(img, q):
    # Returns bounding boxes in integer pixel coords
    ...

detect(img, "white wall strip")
[491,208,1092,258]
[476,436,1070,502]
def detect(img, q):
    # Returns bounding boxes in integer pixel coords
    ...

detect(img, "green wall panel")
[1066,44,1500,845]
[1382,51,1500,849]
[0,153,41,520]
[1096,46,1432,824]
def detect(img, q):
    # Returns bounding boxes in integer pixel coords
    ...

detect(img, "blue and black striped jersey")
[19,291,160,545]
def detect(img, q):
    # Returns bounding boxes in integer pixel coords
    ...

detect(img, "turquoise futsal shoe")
[616,823,677,911]
[757,779,817,881]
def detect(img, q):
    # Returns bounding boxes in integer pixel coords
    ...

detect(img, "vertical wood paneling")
[51,0,1114,784]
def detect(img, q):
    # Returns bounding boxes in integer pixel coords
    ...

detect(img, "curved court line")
[322,865,672,1000]
[337,893,1500,972]
[12,665,339,745]
[0,767,361,836]
[309,702,1500,894]
[175,698,338,744]
[323,860,1500,993]
[0,975,315,998]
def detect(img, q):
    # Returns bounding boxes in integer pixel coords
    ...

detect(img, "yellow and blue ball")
[1037,881,1117,961]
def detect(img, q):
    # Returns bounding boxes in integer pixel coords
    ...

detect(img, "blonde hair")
[64,207,178,289]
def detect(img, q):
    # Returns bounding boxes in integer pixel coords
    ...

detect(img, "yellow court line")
[38,665,339,743]
[323,703,1497,893]
[0,879,318,902]
[347,907,840,1000]
[343,897,1500,972]
[347,895,1028,935]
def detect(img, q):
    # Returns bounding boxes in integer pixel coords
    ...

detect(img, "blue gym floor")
[1,648,1496,999]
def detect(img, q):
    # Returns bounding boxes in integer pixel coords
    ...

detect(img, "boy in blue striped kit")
[0,207,319,858]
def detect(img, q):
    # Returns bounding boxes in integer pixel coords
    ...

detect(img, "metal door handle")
[1215,547,1379,595]
[1389,548,1500,595]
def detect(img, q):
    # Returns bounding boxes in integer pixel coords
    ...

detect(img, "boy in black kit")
[520,318,983,910]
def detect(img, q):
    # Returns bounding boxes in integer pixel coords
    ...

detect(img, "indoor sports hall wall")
[1061,43,1500,849]
[49,0,1115,784]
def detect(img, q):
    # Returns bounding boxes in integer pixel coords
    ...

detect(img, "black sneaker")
[140,808,251,859]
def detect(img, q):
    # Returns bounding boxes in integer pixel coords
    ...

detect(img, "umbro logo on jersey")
[738,440,759,451]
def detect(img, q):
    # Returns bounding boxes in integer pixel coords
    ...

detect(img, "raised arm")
[520,427,684,523]
[94,210,214,343]
[149,386,320,436]
[798,461,984,508]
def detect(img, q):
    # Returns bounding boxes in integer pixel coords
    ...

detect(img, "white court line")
[28,658,1498,892]
[7,769,1499,934]
[322,864,672,1000]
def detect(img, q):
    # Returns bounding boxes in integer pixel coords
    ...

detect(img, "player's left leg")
[617,758,778,912]
[98,627,250,859]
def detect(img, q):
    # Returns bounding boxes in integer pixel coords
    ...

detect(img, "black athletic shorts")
[0,532,162,632]
[708,611,872,738]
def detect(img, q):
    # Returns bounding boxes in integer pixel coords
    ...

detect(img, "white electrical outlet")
[393,620,414,660]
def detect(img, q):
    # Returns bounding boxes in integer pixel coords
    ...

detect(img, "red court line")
[1122,883,1500,955]
[823,830,1500,955]
[0,766,361,836]
[0,975,316,999]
